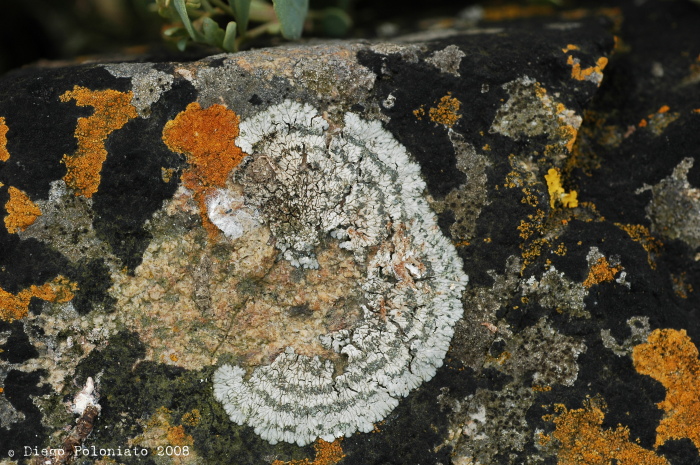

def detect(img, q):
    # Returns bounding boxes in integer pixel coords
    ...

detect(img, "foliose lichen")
[213,100,468,446]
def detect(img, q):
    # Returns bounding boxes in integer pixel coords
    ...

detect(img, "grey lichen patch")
[103,63,174,118]
[450,385,535,465]
[211,101,468,446]
[20,180,114,265]
[500,317,587,387]
[17,300,117,392]
[451,255,520,369]
[490,76,581,158]
[638,157,700,250]
[429,131,491,242]
[425,45,466,77]
[522,266,589,318]
[601,316,651,357]
[192,44,377,119]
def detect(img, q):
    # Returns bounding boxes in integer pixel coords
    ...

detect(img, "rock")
[1,1,699,464]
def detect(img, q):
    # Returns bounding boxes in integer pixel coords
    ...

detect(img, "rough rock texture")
[1,1,700,464]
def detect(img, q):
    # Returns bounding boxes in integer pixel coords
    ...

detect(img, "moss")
[4,186,41,234]
[60,86,138,198]
[633,329,700,450]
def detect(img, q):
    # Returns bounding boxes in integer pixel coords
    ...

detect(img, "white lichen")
[213,100,468,446]
[71,377,100,415]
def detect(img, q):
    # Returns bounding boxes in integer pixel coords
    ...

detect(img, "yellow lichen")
[0,276,77,322]
[60,86,138,198]
[162,102,246,236]
[4,186,41,233]
[545,168,579,209]
[544,399,669,465]
[0,116,9,162]
[633,328,700,450]
[583,256,623,288]
[272,439,345,465]
[429,93,461,127]
[614,223,662,269]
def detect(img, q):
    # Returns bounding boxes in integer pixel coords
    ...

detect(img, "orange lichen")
[0,116,9,162]
[657,105,670,114]
[633,328,700,450]
[4,186,41,233]
[181,409,201,427]
[413,106,425,120]
[272,439,345,465]
[583,256,622,288]
[162,102,245,236]
[639,118,648,127]
[429,93,461,127]
[482,5,554,21]
[0,276,77,322]
[60,86,138,198]
[543,399,669,465]
[166,425,192,446]
[567,55,608,83]
[614,223,662,269]
[562,44,580,53]
[545,168,579,209]
[671,273,693,299]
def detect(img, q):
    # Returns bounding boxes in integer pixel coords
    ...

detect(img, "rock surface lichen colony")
[1,1,700,464]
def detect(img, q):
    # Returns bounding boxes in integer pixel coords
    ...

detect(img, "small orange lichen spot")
[657,105,670,114]
[161,167,175,183]
[0,116,9,162]
[166,425,192,446]
[614,223,662,269]
[483,237,492,243]
[482,144,491,151]
[562,44,580,53]
[0,276,77,322]
[533,385,552,392]
[583,256,622,288]
[169,353,179,362]
[60,86,138,198]
[545,168,579,209]
[548,399,669,465]
[162,102,245,236]
[567,55,608,85]
[455,240,471,247]
[413,106,425,120]
[639,118,648,128]
[181,409,201,427]
[429,93,462,127]
[693,109,700,114]
[272,438,345,465]
[4,186,41,234]
[633,328,700,450]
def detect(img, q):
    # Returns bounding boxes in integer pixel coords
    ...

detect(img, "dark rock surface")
[0,1,699,465]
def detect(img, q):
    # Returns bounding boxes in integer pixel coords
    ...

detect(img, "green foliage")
[155,0,350,52]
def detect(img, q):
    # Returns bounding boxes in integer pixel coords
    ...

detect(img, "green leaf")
[173,0,202,41]
[202,17,226,46]
[177,37,189,51]
[321,7,352,37]
[272,0,308,40]
[229,0,251,34]
[222,21,238,52]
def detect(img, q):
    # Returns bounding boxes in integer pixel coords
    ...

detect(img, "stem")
[208,0,235,17]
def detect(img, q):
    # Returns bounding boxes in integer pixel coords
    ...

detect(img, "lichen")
[545,168,578,209]
[637,157,700,250]
[60,86,137,198]
[271,439,345,465]
[521,266,588,318]
[130,407,201,465]
[614,223,663,269]
[211,101,468,446]
[4,186,41,233]
[0,276,77,322]
[583,248,623,288]
[601,316,651,357]
[162,102,246,237]
[543,398,669,465]
[427,93,461,127]
[103,64,174,118]
[0,116,9,162]
[566,55,608,86]
[425,45,466,77]
[632,328,700,450]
